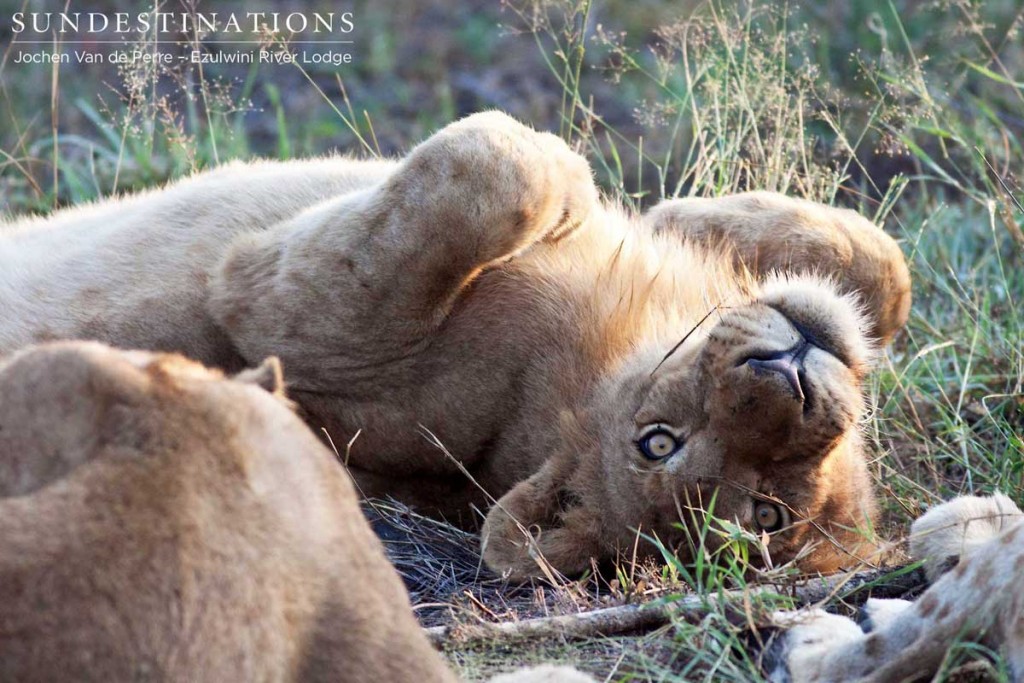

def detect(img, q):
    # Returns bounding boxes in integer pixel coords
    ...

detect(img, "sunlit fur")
[0,112,911,580]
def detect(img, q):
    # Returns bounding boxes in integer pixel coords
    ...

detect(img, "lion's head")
[0,342,461,681]
[0,341,291,498]
[482,274,880,580]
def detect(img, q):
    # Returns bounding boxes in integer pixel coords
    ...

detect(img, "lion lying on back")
[0,112,911,579]
[0,342,590,682]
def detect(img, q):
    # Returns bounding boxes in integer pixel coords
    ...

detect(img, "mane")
[524,201,758,369]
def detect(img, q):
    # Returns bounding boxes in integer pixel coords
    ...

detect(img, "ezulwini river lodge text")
[12,49,353,67]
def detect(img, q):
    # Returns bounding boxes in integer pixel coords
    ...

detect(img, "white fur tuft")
[910,492,1023,582]
[487,665,596,683]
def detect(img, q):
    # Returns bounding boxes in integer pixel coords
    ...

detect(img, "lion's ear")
[481,431,602,581]
[234,357,286,397]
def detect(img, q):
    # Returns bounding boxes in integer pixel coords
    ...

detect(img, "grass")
[1,0,1022,680]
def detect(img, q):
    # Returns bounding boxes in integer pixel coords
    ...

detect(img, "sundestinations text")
[10,12,355,36]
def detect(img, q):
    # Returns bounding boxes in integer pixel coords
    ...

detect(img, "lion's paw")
[487,664,596,683]
[398,111,599,259]
[857,597,914,633]
[767,609,864,683]
[910,492,1024,581]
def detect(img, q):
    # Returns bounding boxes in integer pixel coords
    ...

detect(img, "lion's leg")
[1011,631,1024,683]
[775,552,1015,682]
[772,496,1024,683]
[207,114,597,478]
[209,111,598,378]
[644,192,911,343]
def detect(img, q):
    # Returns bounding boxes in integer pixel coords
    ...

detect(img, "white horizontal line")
[11,40,354,44]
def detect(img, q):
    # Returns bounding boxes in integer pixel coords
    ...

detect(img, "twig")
[425,565,926,647]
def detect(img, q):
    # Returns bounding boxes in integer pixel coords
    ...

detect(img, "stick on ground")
[425,565,926,647]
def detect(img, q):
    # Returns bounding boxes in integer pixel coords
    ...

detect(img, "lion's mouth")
[721,300,855,418]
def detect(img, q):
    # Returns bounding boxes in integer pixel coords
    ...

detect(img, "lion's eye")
[637,428,681,461]
[753,501,787,533]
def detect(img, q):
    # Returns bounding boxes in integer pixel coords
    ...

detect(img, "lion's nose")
[767,303,847,366]
[741,342,810,402]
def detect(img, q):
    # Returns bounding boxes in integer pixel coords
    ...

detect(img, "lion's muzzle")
[739,302,849,407]
[742,343,808,403]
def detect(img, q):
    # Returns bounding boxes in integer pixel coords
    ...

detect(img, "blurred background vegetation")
[1,1,1022,678]
[2,0,1021,210]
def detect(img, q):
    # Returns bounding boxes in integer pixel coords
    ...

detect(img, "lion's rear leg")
[208,113,599,476]
[645,192,911,343]
[210,112,598,378]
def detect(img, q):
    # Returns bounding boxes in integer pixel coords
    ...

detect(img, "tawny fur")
[772,494,1024,682]
[0,342,455,682]
[0,112,911,579]
[0,342,595,682]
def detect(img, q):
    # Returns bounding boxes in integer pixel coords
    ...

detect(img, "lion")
[770,493,1024,682]
[0,341,592,682]
[0,112,911,580]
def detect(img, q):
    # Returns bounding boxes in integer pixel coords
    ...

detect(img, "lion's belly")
[312,257,596,507]
[0,217,241,366]
[0,158,399,363]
